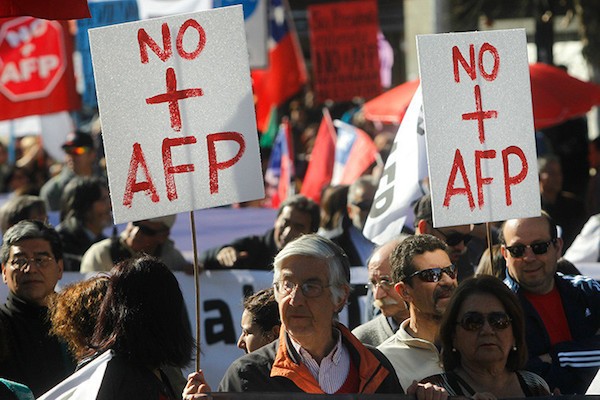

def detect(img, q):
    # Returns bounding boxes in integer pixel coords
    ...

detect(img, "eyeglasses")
[367,277,394,292]
[65,146,91,156]
[274,280,330,298]
[405,264,457,283]
[9,255,55,271]
[457,311,512,331]
[504,239,556,258]
[133,221,168,237]
[436,229,472,246]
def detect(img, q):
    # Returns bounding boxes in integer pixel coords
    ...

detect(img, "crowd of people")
[0,97,599,399]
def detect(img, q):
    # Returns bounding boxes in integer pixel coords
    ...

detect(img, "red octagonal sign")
[0,17,66,102]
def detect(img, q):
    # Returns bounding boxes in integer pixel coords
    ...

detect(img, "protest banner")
[416,29,540,227]
[308,0,381,103]
[89,6,264,224]
[0,18,80,121]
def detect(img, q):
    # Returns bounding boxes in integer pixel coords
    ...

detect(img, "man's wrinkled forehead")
[368,246,394,274]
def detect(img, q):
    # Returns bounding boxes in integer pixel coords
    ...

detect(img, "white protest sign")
[417,29,540,227]
[89,6,264,224]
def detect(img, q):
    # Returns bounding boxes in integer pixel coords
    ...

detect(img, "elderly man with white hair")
[215,233,400,393]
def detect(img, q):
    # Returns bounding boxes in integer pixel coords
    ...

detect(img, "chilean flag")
[265,117,295,208]
[331,120,378,186]
[252,0,307,133]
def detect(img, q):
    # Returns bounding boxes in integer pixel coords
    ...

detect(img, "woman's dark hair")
[440,275,527,372]
[92,256,193,368]
[243,288,279,334]
[59,176,106,222]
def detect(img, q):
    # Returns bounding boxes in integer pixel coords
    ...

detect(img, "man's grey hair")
[273,234,351,306]
[1,220,63,264]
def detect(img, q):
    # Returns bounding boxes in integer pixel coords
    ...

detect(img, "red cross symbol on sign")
[461,84,497,144]
[146,67,203,132]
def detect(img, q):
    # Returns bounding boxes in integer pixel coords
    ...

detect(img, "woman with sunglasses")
[420,275,550,398]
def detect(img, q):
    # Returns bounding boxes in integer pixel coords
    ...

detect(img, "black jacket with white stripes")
[505,272,600,394]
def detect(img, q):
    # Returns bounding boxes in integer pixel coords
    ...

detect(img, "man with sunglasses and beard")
[413,194,484,281]
[500,212,600,394]
[378,235,458,391]
[80,215,191,273]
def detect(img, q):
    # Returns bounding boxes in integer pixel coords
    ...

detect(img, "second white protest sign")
[417,29,540,227]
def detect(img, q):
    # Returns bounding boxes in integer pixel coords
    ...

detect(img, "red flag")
[334,120,378,185]
[252,0,307,133]
[301,108,336,203]
[0,1,90,20]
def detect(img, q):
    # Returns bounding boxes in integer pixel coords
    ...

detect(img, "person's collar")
[503,268,520,292]
[387,315,401,332]
[290,327,342,365]
[404,316,440,344]
[505,269,560,295]
[6,291,48,315]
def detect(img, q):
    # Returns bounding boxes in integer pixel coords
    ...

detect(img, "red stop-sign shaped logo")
[0,17,66,102]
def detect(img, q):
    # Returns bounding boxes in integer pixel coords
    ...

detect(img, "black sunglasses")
[457,311,512,331]
[405,264,457,283]
[504,239,556,258]
[435,229,472,246]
